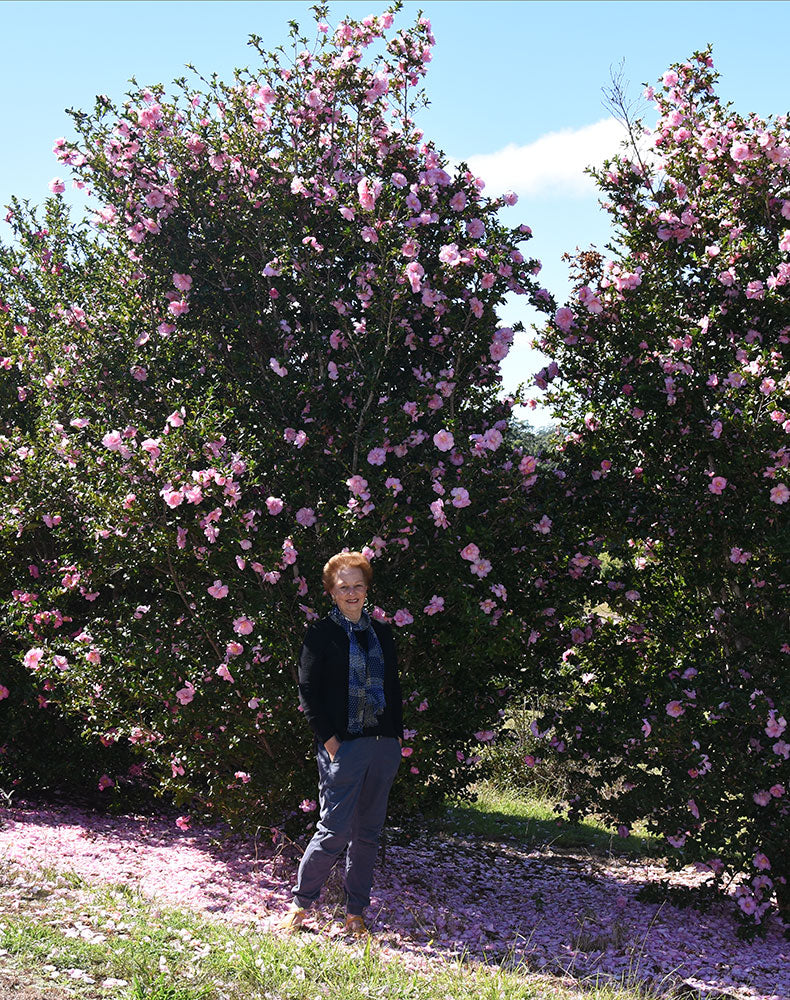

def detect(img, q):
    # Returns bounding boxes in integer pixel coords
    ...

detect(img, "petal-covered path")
[0,802,787,1000]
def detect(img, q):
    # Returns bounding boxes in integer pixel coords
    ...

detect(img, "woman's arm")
[298,623,338,745]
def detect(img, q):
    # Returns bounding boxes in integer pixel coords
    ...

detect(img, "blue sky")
[2,1,788,423]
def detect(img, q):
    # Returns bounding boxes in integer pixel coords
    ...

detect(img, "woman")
[279,551,403,935]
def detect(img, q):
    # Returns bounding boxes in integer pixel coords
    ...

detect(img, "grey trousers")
[292,735,401,915]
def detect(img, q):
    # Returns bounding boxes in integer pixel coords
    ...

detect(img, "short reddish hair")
[322,551,373,593]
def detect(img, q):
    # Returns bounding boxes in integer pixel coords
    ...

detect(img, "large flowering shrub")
[535,50,789,933]
[0,7,585,828]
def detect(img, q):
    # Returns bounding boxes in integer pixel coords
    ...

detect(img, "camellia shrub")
[534,49,789,933]
[1,6,594,830]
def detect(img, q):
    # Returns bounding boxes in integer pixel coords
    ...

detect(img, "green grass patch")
[440,783,663,857]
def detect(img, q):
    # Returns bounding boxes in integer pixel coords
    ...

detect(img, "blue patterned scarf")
[329,606,387,734]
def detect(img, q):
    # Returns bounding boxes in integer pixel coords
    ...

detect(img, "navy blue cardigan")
[298,616,404,745]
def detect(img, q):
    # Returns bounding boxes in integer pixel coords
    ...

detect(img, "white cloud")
[465,118,628,199]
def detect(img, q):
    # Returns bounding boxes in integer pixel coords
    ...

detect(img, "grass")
[437,784,663,858]
[0,784,684,1000]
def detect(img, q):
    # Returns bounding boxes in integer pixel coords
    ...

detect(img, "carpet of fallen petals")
[0,802,787,1000]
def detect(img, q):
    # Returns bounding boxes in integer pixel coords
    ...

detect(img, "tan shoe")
[277,905,307,933]
[343,914,367,936]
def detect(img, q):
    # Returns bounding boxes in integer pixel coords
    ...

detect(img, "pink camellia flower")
[449,191,466,212]
[770,783,785,797]
[295,507,317,527]
[385,477,403,494]
[765,713,786,738]
[161,487,184,508]
[450,487,470,508]
[393,609,414,627]
[172,273,192,292]
[97,774,114,791]
[0,685,9,700]
[480,428,502,451]
[490,339,509,362]
[730,140,751,161]
[49,177,65,194]
[433,429,454,452]
[299,798,317,812]
[531,515,552,535]
[520,455,538,476]
[24,648,44,671]
[216,664,235,683]
[102,430,123,451]
[475,730,495,742]
[176,681,195,706]
[708,476,727,495]
[405,260,424,292]
[175,816,191,831]
[753,790,771,806]
[769,483,789,504]
[208,580,229,599]
[460,543,480,562]
[666,700,685,718]
[466,218,485,239]
[430,498,448,528]
[265,496,284,515]
[141,437,161,459]
[423,595,445,615]
[233,616,254,635]
[554,307,574,332]
[584,413,600,431]
[168,299,189,317]
[269,357,287,377]
[346,475,369,496]
[471,558,492,578]
[357,176,381,210]
[729,547,751,563]
[401,746,413,757]
[226,641,243,657]
[167,410,184,427]
[438,243,460,266]
[367,447,387,466]
[234,770,251,783]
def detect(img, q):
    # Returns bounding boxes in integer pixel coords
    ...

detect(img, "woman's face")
[330,566,368,622]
